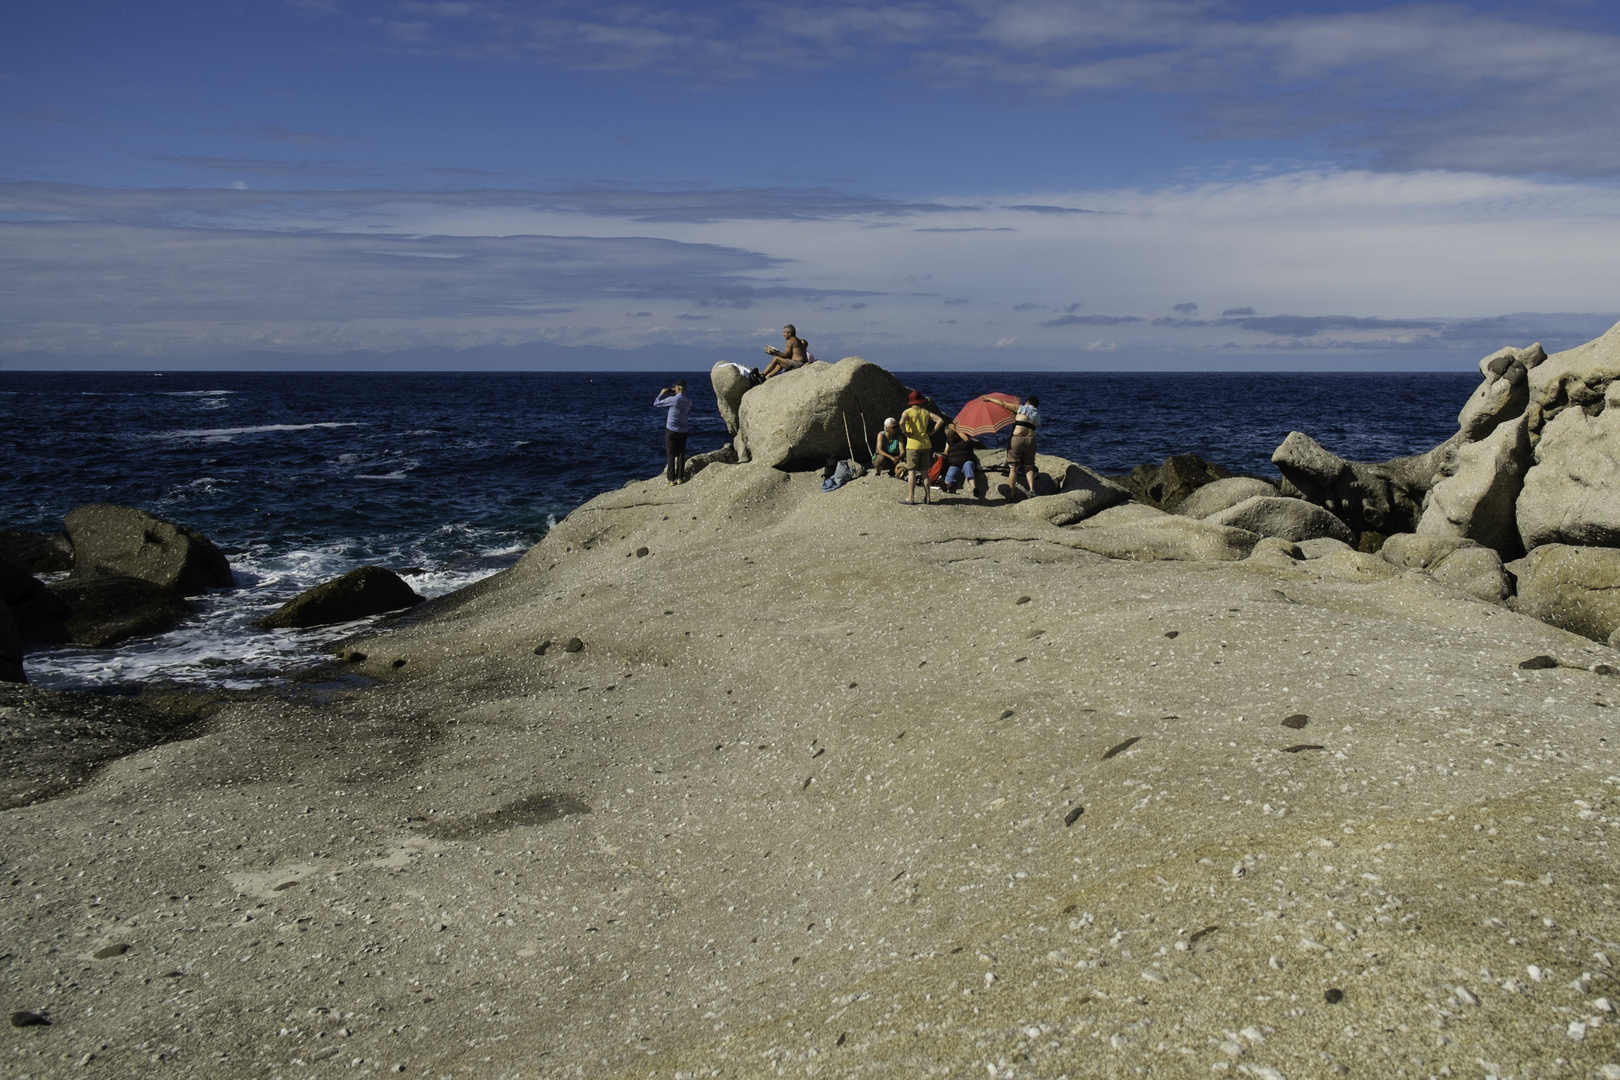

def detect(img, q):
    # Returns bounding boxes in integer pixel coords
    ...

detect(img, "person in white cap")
[873,417,903,476]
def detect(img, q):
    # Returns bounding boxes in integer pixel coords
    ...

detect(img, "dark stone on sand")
[1064,805,1084,827]
[1594,663,1618,676]
[258,566,425,629]
[1519,655,1558,670]
[636,547,649,558]
[1164,630,1178,638]
[92,943,131,959]
[65,504,233,596]
[1016,596,1031,605]
[0,529,73,574]
[10,1011,49,1028]
[563,637,584,653]
[1281,744,1326,753]
[1324,988,1345,1004]
[1103,736,1142,760]
[22,576,191,647]
[1282,714,1309,730]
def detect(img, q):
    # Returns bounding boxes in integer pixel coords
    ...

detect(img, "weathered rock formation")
[1517,380,1620,550]
[1115,453,1230,511]
[65,504,233,595]
[259,566,426,629]
[1008,456,1132,527]
[734,358,909,468]
[1067,502,1260,562]
[21,576,192,648]
[1508,544,1620,644]
[709,362,753,436]
[1204,495,1354,545]
[0,528,73,573]
[1173,476,1278,519]
[1271,430,1453,543]
[1419,413,1531,556]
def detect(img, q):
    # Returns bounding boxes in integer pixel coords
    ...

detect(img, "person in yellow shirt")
[899,390,945,505]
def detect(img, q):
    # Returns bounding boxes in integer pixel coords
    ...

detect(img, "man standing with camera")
[654,379,693,485]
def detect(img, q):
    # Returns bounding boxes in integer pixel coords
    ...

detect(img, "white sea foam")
[161,390,236,397]
[357,472,410,480]
[158,422,363,440]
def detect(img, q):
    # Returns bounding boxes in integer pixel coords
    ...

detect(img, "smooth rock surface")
[1174,476,1278,519]
[682,441,738,481]
[1517,381,1620,550]
[1380,531,1475,571]
[0,529,73,574]
[1205,495,1354,544]
[1457,344,1539,442]
[734,357,908,468]
[1509,543,1620,642]
[0,684,193,809]
[64,504,233,595]
[1011,457,1132,527]
[1069,502,1260,561]
[258,566,425,629]
[1419,412,1531,555]
[1296,537,1353,559]
[1430,545,1512,604]
[709,361,752,436]
[7,460,1620,1080]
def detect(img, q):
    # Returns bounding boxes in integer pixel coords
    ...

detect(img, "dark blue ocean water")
[1,369,1476,690]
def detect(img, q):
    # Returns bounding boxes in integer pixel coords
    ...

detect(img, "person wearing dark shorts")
[654,380,692,484]
[984,394,1039,499]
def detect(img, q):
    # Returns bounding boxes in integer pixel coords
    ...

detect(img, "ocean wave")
[161,389,236,397]
[158,422,364,439]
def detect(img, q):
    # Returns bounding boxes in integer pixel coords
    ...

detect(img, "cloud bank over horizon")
[2,2,1619,368]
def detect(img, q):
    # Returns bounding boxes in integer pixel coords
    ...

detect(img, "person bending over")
[941,422,987,499]
[984,394,1039,500]
[873,417,904,477]
[654,379,692,484]
[899,391,945,505]
[761,324,810,378]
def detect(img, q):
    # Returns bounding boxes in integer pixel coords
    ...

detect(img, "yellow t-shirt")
[902,407,932,450]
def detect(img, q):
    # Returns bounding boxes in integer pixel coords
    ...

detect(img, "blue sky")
[4,0,1620,368]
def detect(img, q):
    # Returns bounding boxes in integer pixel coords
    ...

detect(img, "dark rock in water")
[258,566,425,629]
[0,529,73,574]
[1272,431,1453,541]
[1117,454,1232,512]
[64,504,233,596]
[0,558,47,607]
[1282,714,1309,729]
[10,1010,49,1028]
[1519,655,1558,670]
[0,602,24,684]
[22,576,190,647]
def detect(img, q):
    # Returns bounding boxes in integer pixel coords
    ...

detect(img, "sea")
[2,369,1477,693]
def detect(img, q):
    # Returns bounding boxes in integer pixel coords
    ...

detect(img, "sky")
[3,0,1620,370]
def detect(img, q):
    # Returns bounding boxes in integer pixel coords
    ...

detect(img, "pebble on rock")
[1164,630,1178,638]
[1281,744,1326,753]
[9,1011,49,1027]
[1015,596,1031,605]
[564,637,584,653]
[635,547,649,558]
[1103,736,1142,760]
[1520,655,1559,670]
[533,641,552,655]
[92,943,130,959]
[1064,805,1084,827]
[1281,714,1309,730]
[1324,988,1345,1004]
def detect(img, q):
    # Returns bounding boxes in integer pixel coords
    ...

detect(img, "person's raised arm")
[982,395,1016,413]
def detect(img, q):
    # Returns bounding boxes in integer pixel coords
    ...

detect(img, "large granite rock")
[1381,533,1510,604]
[710,362,754,436]
[1116,454,1230,511]
[1174,477,1278,519]
[1524,318,1620,447]
[1418,413,1531,555]
[259,566,426,629]
[0,602,24,683]
[683,442,738,482]
[1457,344,1541,442]
[1204,495,1354,544]
[1271,431,1454,540]
[734,357,909,468]
[1517,381,1620,550]
[1067,503,1260,562]
[1508,544,1620,643]
[1012,457,1132,527]
[21,576,191,647]
[0,529,73,574]
[65,504,233,596]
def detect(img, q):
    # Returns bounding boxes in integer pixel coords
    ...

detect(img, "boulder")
[0,603,23,683]
[1524,318,1620,447]
[734,358,909,469]
[683,442,739,482]
[1517,381,1620,550]
[259,566,426,630]
[710,363,754,436]
[1508,544,1620,643]
[1116,454,1230,511]
[1308,549,1401,583]
[1012,458,1132,527]
[20,576,191,648]
[1205,496,1354,544]
[1271,431,1452,540]
[1380,532,1475,571]
[1297,537,1353,559]
[1457,345,1539,442]
[64,504,233,596]
[1418,413,1531,556]
[0,529,73,574]
[0,559,46,608]
[1245,536,1305,568]
[1067,503,1260,562]
[1174,477,1278,519]
[1429,546,1512,605]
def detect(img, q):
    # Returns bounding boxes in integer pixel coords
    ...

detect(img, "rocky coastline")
[5,326,1620,1076]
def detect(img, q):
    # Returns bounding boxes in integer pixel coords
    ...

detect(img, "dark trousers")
[665,429,689,482]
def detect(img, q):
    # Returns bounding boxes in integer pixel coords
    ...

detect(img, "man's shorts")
[904,445,932,471]
[1007,434,1037,470]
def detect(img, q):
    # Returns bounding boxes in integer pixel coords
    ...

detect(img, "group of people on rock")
[654,323,1042,499]
[876,390,1040,505]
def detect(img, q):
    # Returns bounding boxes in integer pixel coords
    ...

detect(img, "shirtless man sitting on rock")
[761,325,810,378]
